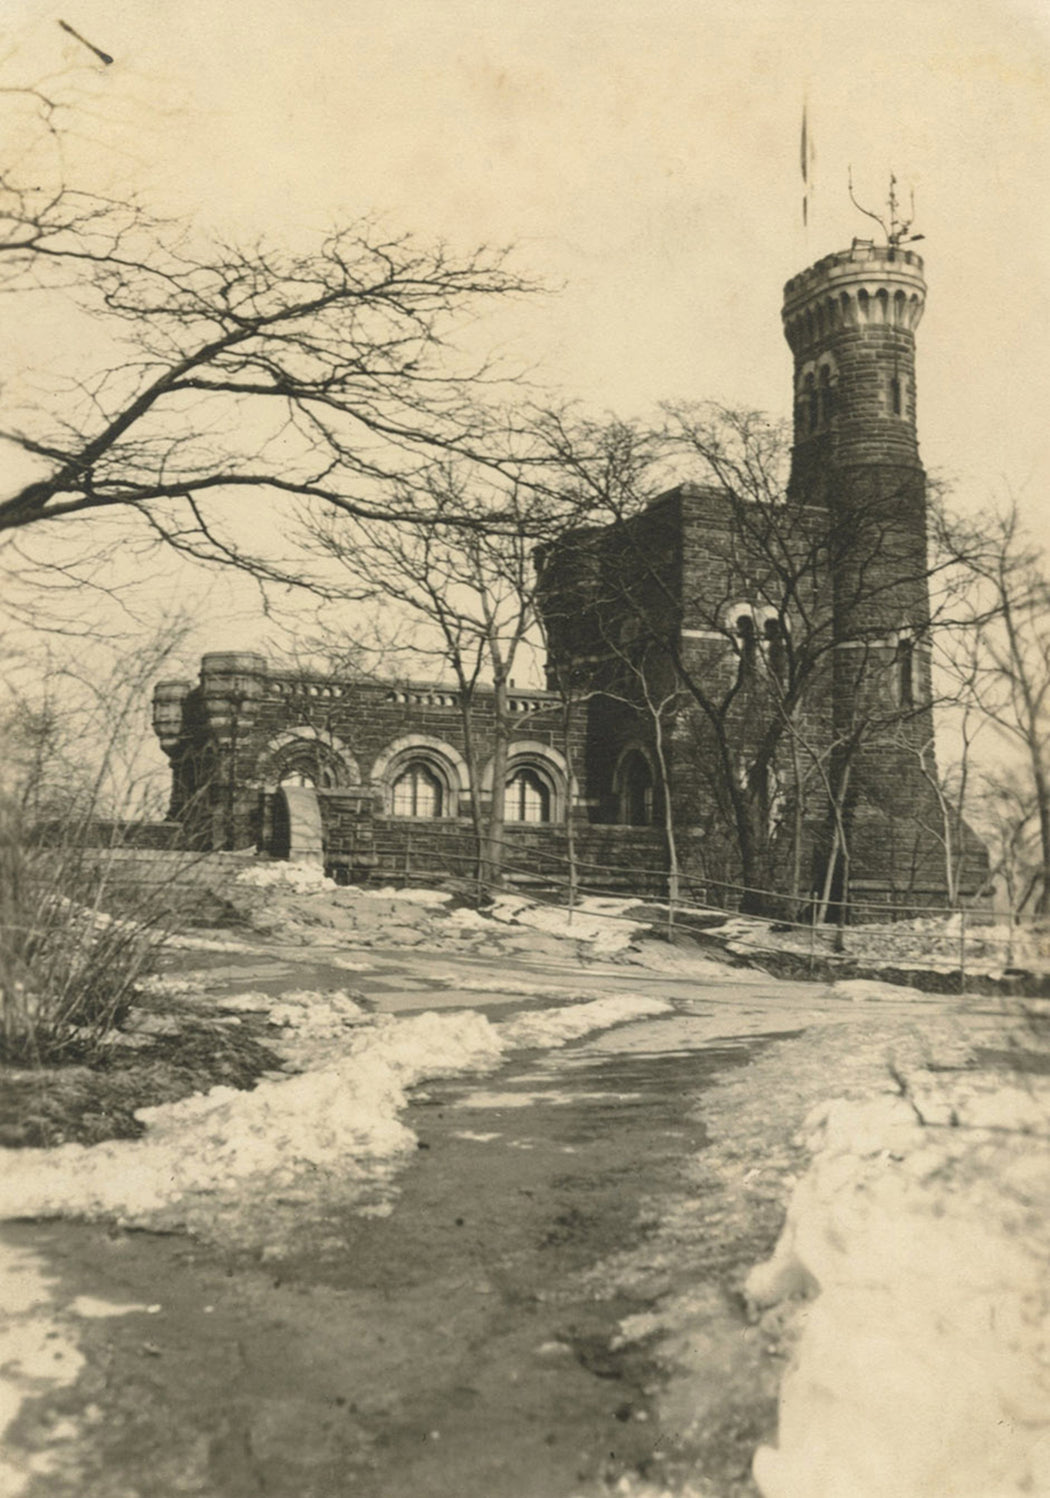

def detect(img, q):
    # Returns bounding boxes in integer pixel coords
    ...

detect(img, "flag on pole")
[801,101,814,227]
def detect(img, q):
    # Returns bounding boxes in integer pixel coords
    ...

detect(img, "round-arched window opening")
[736,612,757,674]
[818,364,832,425]
[804,372,818,434]
[391,762,444,818]
[763,616,788,682]
[619,750,654,827]
[505,767,551,824]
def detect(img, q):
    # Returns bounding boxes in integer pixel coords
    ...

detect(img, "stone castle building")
[154,240,988,912]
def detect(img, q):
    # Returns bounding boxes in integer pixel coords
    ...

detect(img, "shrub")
[0,802,174,1063]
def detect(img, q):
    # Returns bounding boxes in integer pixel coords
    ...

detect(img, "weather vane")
[848,170,925,247]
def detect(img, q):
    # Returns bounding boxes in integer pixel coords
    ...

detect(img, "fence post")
[809,899,817,975]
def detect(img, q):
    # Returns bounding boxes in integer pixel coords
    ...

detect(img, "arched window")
[763,616,788,683]
[273,749,341,789]
[804,372,818,433]
[618,750,654,827]
[391,762,444,818]
[374,735,467,819]
[895,634,916,709]
[736,612,757,675]
[889,376,902,416]
[818,365,832,425]
[262,729,358,793]
[505,767,551,824]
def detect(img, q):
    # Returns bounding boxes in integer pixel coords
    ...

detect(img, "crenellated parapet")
[782,242,926,355]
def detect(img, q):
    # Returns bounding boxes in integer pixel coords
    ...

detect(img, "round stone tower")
[782,240,941,902]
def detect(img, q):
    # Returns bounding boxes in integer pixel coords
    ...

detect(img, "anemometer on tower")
[848,170,925,248]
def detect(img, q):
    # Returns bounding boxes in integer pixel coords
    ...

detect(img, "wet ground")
[2,931,984,1498]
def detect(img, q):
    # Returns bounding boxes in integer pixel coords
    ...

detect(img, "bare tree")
[939,503,1050,916]
[0,73,541,602]
[306,466,566,888]
[537,405,970,917]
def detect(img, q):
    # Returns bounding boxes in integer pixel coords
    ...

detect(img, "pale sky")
[5,0,1050,674]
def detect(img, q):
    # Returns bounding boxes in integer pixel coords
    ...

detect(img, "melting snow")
[236,862,336,892]
[0,991,671,1230]
[166,933,257,954]
[68,1296,161,1319]
[826,978,931,1003]
[498,992,670,1047]
[747,1080,1050,1498]
[346,885,453,906]
[485,893,649,954]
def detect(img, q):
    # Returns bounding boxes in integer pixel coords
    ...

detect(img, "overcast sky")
[6,0,1050,668]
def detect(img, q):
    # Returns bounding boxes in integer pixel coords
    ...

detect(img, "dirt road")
[2,932,982,1498]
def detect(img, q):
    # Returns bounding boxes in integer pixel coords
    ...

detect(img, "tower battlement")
[782,240,925,353]
[784,240,927,468]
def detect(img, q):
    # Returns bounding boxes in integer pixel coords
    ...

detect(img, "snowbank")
[826,978,929,1003]
[499,992,670,1048]
[484,893,650,955]
[746,1081,1050,1498]
[0,992,670,1228]
[236,862,336,892]
[721,911,1050,979]
[0,1009,502,1222]
[344,885,453,906]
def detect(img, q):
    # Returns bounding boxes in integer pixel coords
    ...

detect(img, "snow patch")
[498,992,671,1048]
[0,991,673,1230]
[446,907,492,930]
[135,974,207,999]
[0,1009,503,1224]
[166,933,256,954]
[747,1079,1050,1498]
[263,988,369,1045]
[341,884,453,906]
[827,978,929,1003]
[236,862,336,892]
[471,893,650,954]
[68,1296,160,1319]
[213,992,274,1013]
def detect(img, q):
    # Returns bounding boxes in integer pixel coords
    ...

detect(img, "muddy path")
[3,1022,793,1498]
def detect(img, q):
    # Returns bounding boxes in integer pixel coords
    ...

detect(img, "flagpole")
[800,98,812,247]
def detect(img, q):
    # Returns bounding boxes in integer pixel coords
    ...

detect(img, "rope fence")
[19,834,1045,978]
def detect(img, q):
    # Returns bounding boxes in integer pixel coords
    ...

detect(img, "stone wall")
[155,655,588,853]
